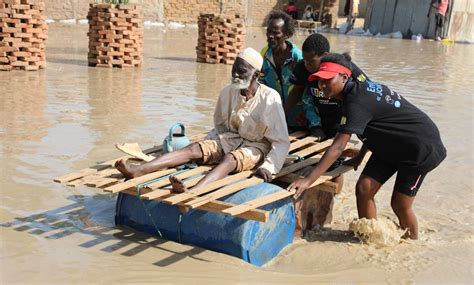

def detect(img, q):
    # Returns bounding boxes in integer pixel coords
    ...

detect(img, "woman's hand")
[287,177,312,200]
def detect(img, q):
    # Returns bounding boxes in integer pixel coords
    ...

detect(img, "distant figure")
[433,0,449,40]
[344,0,360,17]
[285,1,298,20]
[344,0,351,17]
[302,5,315,21]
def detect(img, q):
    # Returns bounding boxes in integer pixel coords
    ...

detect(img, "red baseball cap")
[308,62,352,81]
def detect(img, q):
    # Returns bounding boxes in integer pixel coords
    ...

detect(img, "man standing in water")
[115,48,290,192]
[261,11,320,135]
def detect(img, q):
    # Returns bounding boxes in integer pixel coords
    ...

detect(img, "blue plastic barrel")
[115,183,295,266]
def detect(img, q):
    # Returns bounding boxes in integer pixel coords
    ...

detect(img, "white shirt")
[207,83,290,174]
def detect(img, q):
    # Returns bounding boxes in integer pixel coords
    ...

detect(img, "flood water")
[1,24,473,283]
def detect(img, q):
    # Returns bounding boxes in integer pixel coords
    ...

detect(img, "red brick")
[11,60,28,66]
[12,13,31,19]
[11,4,31,10]
[24,65,39,71]
[13,32,32,38]
[0,64,13,71]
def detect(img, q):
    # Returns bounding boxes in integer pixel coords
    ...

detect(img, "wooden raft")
[54,131,359,223]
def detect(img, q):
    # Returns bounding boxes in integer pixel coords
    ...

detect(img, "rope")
[177,213,183,243]
[135,168,190,239]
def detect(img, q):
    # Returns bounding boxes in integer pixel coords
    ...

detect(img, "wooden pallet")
[54,131,360,222]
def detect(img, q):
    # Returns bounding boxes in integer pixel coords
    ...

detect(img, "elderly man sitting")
[115,47,290,193]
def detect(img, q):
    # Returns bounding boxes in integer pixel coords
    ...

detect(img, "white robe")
[206,83,290,174]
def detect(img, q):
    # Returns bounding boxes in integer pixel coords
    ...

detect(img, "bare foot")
[169,176,188,193]
[114,159,140,179]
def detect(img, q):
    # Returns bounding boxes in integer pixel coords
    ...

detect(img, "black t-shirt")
[339,80,447,172]
[290,60,369,135]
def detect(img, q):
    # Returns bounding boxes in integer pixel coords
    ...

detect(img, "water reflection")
[0,71,51,194]
[85,68,144,158]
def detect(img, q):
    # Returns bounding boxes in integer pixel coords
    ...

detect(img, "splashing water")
[349,218,406,247]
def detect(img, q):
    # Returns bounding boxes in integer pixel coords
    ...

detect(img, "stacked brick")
[87,4,143,68]
[196,13,245,65]
[0,0,48,71]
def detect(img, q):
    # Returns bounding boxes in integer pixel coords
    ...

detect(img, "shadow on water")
[0,194,210,267]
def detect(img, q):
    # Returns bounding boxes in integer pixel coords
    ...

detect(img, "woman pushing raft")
[288,53,446,239]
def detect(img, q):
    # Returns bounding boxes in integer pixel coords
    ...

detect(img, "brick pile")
[0,0,48,71]
[196,13,245,65]
[87,4,144,68]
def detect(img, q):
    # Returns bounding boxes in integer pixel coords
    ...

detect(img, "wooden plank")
[290,139,333,157]
[288,131,308,141]
[79,168,123,187]
[288,136,317,151]
[146,166,212,189]
[222,149,362,216]
[66,178,86,187]
[275,156,322,178]
[307,165,353,188]
[279,165,354,190]
[222,190,295,216]
[103,168,178,193]
[276,142,358,182]
[85,177,120,188]
[185,176,262,208]
[54,166,110,183]
[182,174,205,188]
[121,190,269,222]
[276,174,340,193]
[160,170,253,205]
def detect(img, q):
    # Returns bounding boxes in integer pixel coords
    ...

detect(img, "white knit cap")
[237,47,263,71]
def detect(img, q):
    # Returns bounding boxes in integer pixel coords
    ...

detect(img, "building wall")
[39,0,340,27]
[364,0,435,38]
[43,0,90,20]
[447,0,474,43]
[164,0,245,23]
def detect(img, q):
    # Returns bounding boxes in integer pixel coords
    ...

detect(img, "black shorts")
[361,155,427,197]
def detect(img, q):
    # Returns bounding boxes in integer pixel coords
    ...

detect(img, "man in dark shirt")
[288,53,446,239]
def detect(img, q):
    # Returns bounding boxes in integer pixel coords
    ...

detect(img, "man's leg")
[169,146,262,193]
[170,153,237,193]
[115,142,203,179]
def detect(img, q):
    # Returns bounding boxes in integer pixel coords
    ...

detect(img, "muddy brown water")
[1,25,473,283]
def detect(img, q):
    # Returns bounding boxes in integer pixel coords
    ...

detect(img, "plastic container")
[115,182,295,266]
